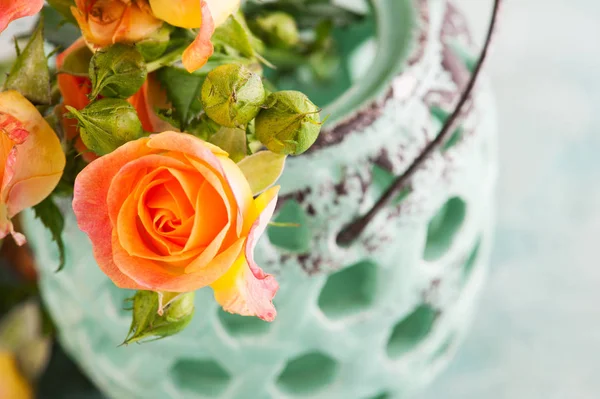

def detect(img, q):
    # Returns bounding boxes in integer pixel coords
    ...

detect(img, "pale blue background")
[3,1,600,397]
[419,1,600,398]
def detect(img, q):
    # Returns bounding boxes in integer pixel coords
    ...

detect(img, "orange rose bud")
[0,91,66,245]
[71,0,163,49]
[0,0,44,33]
[72,132,279,321]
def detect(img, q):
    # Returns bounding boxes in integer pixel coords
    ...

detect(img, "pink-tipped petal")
[210,186,280,321]
[72,138,153,290]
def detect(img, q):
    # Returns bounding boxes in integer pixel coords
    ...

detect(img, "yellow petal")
[149,0,202,29]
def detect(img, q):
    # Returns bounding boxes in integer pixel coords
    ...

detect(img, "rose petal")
[0,91,66,217]
[149,0,202,29]
[210,186,280,321]
[73,138,153,290]
[181,1,215,73]
[112,232,246,292]
[0,0,44,33]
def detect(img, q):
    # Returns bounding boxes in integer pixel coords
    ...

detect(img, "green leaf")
[41,5,79,48]
[46,0,76,24]
[237,151,286,195]
[4,19,51,105]
[33,196,66,272]
[209,127,248,163]
[212,13,256,59]
[267,200,311,253]
[155,66,206,130]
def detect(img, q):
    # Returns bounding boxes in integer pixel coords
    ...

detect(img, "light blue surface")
[419,1,600,398]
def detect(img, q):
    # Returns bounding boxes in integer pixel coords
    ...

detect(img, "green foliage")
[41,5,79,48]
[155,66,206,131]
[33,197,66,272]
[4,20,51,105]
[46,0,76,24]
[212,14,257,59]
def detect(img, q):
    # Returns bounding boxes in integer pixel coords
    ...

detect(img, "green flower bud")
[201,64,266,128]
[66,99,144,156]
[122,291,195,345]
[255,12,300,49]
[255,91,322,155]
[89,44,147,100]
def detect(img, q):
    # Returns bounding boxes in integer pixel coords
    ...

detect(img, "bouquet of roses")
[0,0,327,344]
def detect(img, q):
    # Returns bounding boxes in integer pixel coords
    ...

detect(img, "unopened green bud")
[89,44,147,100]
[255,91,322,155]
[201,64,266,128]
[255,12,300,49]
[66,99,144,156]
[122,291,195,345]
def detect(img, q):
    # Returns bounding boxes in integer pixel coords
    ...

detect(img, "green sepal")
[122,291,195,345]
[3,19,51,105]
[209,127,247,163]
[237,151,286,195]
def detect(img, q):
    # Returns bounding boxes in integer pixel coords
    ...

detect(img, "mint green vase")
[23,0,497,398]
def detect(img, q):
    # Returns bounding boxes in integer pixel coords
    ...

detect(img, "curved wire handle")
[337,0,503,246]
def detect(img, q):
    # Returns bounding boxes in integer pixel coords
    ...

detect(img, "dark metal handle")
[337,0,503,246]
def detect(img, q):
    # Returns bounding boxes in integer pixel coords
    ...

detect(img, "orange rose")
[0,0,44,33]
[70,0,240,72]
[0,91,66,245]
[72,132,279,321]
[0,352,32,399]
[71,0,163,48]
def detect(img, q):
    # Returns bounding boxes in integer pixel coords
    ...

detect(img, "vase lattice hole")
[429,332,457,363]
[386,304,437,358]
[369,393,391,399]
[267,199,311,253]
[318,260,378,319]
[463,236,482,283]
[217,308,271,337]
[171,359,232,397]
[275,352,339,395]
[423,197,467,262]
